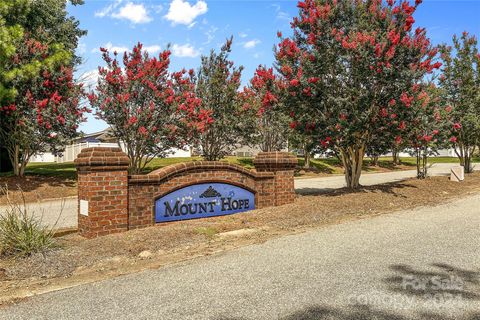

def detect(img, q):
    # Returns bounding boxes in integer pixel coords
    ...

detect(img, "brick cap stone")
[75,147,129,170]
[129,161,274,184]
[254,152,298,171]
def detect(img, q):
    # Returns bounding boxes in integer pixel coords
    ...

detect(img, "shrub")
[0,187,57,256]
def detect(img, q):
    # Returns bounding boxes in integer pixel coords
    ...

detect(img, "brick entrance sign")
[75,147,297,238]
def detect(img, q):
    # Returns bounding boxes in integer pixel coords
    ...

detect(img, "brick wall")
[254,152,297,206]
[128,162,275,229]
[75,149,297,238]
[75,147,129,238]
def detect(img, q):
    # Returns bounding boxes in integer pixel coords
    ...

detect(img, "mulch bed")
[0,176,77,205]
[1,173,480,302]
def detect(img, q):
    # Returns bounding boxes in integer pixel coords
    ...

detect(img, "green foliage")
[0,0,87,176]
[194,38,245,161]
[0,0,85,104]
[90,44,207,174]
[241,66,292,152]
[276,0,440,188]
[439,32,480,172]
[0,187,57,256]
[0,0,27,103]
[0,37,87,177]
[404,84,451,178]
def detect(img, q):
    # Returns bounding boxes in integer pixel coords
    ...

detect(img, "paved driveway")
[294,163,478,194]
[1,194,479,319]
[0,198,77,230]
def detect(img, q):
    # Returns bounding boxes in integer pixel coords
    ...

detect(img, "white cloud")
[203,25,218,45]
[95,0,123,18]
[165,0,208,26]
[80,69,100,90]
[112,2,152,24]
[92,42,161,55]
[271,3,290,21]
[77,42,87,55]
[171,43,200,58]
[239,32,248,38]
[95,1,152,24]
[276,11,290,21]
[243,39,261,49]
[144,45,162,54]
[92,42,129,54]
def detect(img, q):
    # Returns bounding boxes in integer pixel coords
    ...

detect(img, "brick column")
[74,147,129,238]
[254,152,297,206]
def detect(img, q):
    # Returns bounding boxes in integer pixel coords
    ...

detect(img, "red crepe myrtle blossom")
[276,0,439,188]
[89,42,211,173]
[438,32,480,173]
[241,65,291,152]
[0,37,88,177]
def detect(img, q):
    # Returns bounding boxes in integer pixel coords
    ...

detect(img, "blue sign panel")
[155,183,255,223]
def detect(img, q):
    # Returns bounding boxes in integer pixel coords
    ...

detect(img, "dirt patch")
[1,173,480,304]
[0,176,77,205]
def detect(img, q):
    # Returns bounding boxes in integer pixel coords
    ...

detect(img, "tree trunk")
[455,145,475,174]
[464,153,473,173]
[371,156,379,167]
[303,144,311,169]
[13,145,20,177]
[415,148,428,179]
[340,144,365,189]
[392,148,400,166]
[422,151,428,178]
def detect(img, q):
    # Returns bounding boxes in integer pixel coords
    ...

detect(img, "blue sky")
[69,0,480,133]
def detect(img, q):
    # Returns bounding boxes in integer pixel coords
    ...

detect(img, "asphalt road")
[1,194,479,320]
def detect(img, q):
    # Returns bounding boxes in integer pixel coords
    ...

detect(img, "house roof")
[77,128,116,143]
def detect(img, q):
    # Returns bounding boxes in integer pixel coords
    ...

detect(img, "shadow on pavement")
[216,303,480,320]
[216,263,480,320]
[384,263,480,301]
[279,304,480,320]
[295,181,416,198]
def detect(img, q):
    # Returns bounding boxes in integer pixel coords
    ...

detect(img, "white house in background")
[31,128,192,163]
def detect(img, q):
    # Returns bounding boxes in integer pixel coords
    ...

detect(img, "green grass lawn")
[22,162,78,180]
[1,155,475,180]
[13,156,256,179]
[385,156,479,165]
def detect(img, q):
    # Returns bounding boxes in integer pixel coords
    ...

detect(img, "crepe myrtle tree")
[240,65,291,152]
[0,0,86,172]
[288,130,316,168]
[366,136,390,167]
[276,0,441,188]
[89,43,212,174]
[439,32,480,173]
[0,37,87,176]
[404,84,450,178]
[194,38,244,161]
